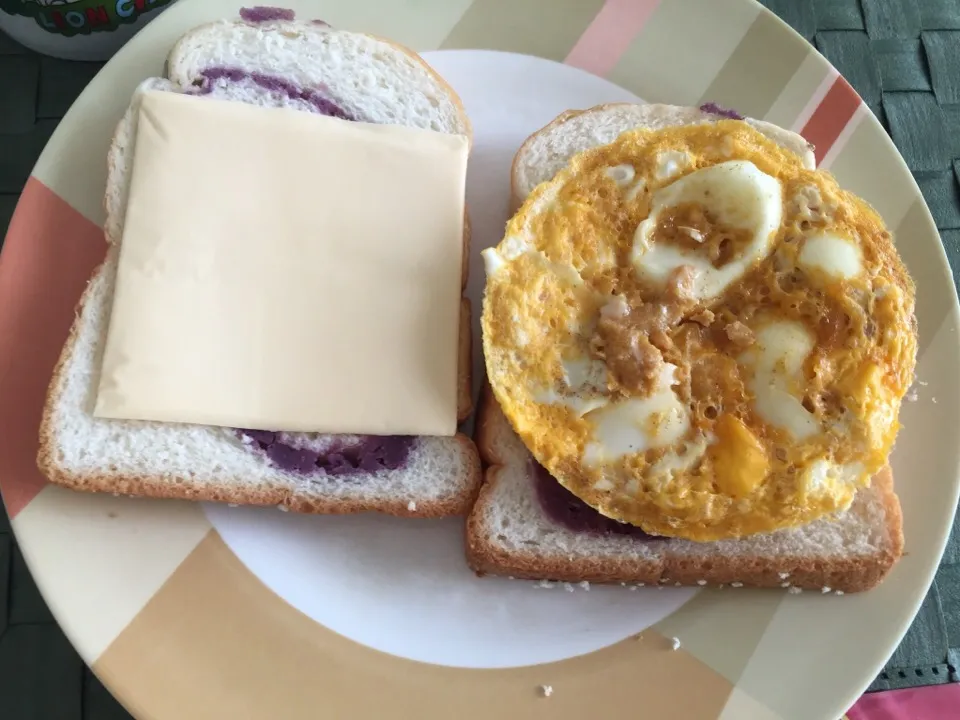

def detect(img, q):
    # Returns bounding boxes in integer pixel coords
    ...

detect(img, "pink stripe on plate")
[791,67,838,133]
[564,0,661,77]
[847,684,960,720]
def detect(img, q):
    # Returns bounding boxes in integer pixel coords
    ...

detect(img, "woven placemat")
[0,1,958,717]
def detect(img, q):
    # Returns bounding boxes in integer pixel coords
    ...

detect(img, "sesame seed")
[788,586,802,594]
[731,582,744,588]
[636,582,645,587]
[778,572,790,579]
[780,581,791,588]
[822,586,832,594]
[671,637,682,651]
[579,581,591,591]
[696,580,707,586]
[407,501,417,511]
[539,685,553,698]
[674,581,682,586]
[564,583,575,592]
[536,580,555,589]
[835,590,845,596]
[278,505,289,512]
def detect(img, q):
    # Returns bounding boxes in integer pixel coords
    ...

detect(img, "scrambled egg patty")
[481,121,917,541]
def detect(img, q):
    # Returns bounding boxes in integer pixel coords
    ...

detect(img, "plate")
[1,1,957,718]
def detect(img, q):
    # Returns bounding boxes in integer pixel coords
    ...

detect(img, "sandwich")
[36,10,482,518]
[470,103,916,592]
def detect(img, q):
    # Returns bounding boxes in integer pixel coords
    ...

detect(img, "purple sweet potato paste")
[197,67,352,119]
[240,430,416,475]
[240,6,296,23]
[531,461,660,539]
[699,102,744,120]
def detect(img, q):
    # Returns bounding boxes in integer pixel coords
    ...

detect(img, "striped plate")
[0,1,957,719]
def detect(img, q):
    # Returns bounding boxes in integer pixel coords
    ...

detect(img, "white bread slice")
[469,106,901,589]
[467,386,903,593]
[37,17,481,518]
[510,102,816,207]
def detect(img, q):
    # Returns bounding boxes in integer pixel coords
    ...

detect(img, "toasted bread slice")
[37,16,481,518]
[467,387,903,593]
[468,105,901,589]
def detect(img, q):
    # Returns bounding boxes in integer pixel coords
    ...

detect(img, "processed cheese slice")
[94,91,469,436]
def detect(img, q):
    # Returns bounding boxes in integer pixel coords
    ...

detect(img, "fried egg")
[481,121,917,541]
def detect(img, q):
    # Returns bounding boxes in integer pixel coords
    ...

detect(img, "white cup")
[0,0,177,60]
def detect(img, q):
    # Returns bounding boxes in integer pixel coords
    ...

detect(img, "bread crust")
[509,102,817,209]
[466,386,903,592]
[37,18,481,518]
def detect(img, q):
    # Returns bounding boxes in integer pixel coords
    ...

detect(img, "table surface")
[1,0,959,717]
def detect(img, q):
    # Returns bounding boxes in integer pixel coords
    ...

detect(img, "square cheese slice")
[94,90,468,436]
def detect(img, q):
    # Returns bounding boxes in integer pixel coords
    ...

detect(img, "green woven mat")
[1,1,959,717]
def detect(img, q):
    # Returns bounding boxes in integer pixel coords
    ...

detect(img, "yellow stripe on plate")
[606,0,761,104]
[653,588,785,687]
[699,9,811,118]
[95,532,736,720]
[719,687,786,720]
[12,486,211,664]
[440,0,605,60]
[827,115,919,230]
[764,53,833,132]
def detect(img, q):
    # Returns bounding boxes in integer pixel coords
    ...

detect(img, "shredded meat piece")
[656,203,753,268]
[724,321,755,347]
[666,264,698,303]
[689,308,715,326]
[595,315,663,396]
[592,265,700,395]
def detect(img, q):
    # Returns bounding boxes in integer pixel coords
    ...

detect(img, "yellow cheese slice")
[95,91,468,436]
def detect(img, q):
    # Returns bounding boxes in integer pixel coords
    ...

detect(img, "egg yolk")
[709,415,769,498]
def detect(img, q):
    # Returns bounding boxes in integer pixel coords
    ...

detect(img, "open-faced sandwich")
[37,8,481,518]
[471,103,917,593]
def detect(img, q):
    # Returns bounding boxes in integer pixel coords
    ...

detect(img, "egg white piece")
[582,363,690,466]
[632,160,783,301]
[655,150,692,181]
[482,247,507,277]
[742,320,820,440]
[534,355,611,417]
[803,458,866,492]
[606,163,636,187]
[798,232,863,280]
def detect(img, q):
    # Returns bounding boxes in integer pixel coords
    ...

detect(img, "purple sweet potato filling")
[699,102,744,120]
[531,461,661,540]
[240,6,296,23]
[240,430,416,475]
[196,67,352,120]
